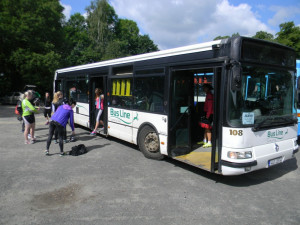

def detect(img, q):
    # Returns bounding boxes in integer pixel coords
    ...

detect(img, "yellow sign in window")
[112,79,132,96]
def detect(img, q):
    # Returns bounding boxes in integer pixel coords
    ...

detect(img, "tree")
[214,35,230,41]
[115,19,158,57]
[63,13,90,66]
[276,22,300,58]
[252,31,274,41]
[83,0,158,62]
[86,0,118,61]
[213,33,239,41]
[0,0,64,94]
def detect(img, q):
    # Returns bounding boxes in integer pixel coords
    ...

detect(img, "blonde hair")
[52,91,62,104]
[25,90,33,99]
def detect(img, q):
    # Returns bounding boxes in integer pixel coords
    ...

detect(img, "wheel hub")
[144,132,159,152]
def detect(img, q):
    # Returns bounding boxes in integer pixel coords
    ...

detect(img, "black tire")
[138,125,164,160]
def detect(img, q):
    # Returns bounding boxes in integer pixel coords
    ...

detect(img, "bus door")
[54,79,64,92]
[169,69,193,155]
[169,67,222,173]
[89,75,107,134]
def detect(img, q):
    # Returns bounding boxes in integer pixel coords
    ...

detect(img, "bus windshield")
[228,65,296,129]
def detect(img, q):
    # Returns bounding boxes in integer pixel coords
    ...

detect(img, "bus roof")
[56,39,223,74]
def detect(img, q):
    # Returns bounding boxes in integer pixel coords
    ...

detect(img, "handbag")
[200,116,211,125]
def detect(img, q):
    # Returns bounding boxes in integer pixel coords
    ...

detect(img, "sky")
[60,0,300,50]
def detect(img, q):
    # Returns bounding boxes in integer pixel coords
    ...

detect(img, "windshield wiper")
[252,117,273,132]
[252,116,297,132]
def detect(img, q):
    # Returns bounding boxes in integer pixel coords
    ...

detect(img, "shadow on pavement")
[166,157,298,187]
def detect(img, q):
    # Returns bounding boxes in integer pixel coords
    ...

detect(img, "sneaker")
[90,131,96,135]
[29,140,35,144]
[24,140,30,144]
[203,143,212,148]
[45,151,49,156]
[197,141,206,145]
[60,152,65,156]
[27,134,36,139]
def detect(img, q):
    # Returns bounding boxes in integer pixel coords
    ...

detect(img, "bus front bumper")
[220,144,298,176]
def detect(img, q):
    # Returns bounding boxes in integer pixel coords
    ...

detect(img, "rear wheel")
[138,126,164,160]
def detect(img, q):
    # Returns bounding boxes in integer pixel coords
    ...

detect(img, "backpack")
[69,144,87,156]
[15,100,23,115]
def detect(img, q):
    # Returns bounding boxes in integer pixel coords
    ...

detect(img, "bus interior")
[169,67,220,172]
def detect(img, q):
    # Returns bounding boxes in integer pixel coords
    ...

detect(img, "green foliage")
[213,33,239,41]
[252,31,274,41]
[0,0,158,95]
[84,0,158,61]
[276,22,300,58]
[0,0,64,95]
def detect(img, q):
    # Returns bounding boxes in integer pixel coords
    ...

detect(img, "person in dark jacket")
[45,99,76,156]
[51,91,67,143]
[44,92,52,125]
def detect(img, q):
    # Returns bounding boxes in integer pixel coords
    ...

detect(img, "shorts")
[95,108,103,122]
[44,108,51,118]
[199,114,213,130]
[23,115,35,125]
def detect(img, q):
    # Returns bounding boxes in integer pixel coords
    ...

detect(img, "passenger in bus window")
[198,84,213,148]
[91,88,104,135]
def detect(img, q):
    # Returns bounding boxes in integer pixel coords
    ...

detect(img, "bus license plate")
[268,157,283,167]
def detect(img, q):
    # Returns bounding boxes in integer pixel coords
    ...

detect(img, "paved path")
[0,105,299,225]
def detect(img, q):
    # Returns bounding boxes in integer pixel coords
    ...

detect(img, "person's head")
[25,90,34,100]
[52,92,58,103]
[68,99,76,108]
[45,92,50,98]
[95,88,102,98]
[57,91,63,99]
[203,84,213,93]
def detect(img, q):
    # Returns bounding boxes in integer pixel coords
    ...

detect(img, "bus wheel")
[138,126,164,160]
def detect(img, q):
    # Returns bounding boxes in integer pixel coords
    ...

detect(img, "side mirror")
[231,63,242,91]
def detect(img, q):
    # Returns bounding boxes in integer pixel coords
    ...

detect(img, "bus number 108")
[229,129,243,136]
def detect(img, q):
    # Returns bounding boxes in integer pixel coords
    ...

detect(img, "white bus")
[54,36,298,175]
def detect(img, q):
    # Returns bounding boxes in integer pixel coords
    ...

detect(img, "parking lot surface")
[0,105,299,225]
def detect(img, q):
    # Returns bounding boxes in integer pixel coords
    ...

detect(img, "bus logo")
[275,143,279,152]
[109,108,138,125]
[267,129,288,140]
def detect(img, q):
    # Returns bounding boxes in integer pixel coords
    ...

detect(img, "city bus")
[54,36,298,175]
[296,60,300,140]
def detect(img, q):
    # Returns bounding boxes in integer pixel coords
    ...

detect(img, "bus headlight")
[228,151,252,159]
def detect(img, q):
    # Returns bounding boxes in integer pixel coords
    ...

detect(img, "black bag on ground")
[69,144,87,156]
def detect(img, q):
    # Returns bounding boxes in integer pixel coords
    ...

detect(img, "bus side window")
[133,76,165,113]
[111,78,133,108]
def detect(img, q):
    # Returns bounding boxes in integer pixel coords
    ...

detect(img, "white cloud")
[268,5,300,27]
[111,0,272,49]
[60,2,72,20]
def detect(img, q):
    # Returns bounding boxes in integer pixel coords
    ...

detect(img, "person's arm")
[26,100,39,113]
[52,103,55,113]
[206,94,213,119]
[69,110,75,132]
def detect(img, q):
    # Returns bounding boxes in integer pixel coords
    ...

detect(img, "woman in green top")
[22,90,40,144]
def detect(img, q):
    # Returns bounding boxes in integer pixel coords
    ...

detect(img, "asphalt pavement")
[0,105,299,225]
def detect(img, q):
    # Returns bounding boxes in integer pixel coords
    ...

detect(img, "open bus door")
[169,66,222,173]
[89,75,107,135]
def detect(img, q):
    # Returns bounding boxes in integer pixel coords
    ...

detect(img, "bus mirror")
[231,63,242,91]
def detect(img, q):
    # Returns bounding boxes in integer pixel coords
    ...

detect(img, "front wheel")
[138,126,164,160]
